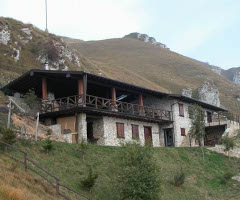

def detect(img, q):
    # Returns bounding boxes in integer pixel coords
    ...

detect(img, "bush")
[173,168,185,187]
[80,164,98,191]
[41,130,53,153]
[114,143,160,200]
[0,128,16,145]
[220,136,235,152]
[219,172,234,185]
[23,89,39,110]
[75,140,88,160]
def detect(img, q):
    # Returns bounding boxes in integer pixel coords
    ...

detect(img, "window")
[132,125,139,139]
[181,128,186,136]
[179,104,184,117]
[207,111,212,123]
[116,123,124,138]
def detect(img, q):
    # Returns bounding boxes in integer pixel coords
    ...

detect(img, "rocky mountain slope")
[208,65,240,86]
[1,17,240,115]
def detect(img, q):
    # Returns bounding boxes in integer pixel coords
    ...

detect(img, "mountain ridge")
[1,17,240,115]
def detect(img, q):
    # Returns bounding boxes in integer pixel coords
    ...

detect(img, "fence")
[0,141,90,200]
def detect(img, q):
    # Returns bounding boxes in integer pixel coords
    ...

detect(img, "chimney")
[44,61,49,70]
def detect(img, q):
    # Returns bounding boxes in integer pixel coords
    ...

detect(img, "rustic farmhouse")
[1,69,239,147]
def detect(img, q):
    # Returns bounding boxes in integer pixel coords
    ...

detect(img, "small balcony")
[205,112,239,127]
[40,94,173,123]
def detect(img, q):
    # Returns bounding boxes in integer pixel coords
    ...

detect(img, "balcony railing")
[205,112,240,126]
[40,94,173,122]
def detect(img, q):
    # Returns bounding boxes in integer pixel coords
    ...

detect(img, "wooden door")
[144,127,152,145]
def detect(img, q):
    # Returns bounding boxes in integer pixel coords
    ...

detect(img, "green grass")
[6,141,240,200]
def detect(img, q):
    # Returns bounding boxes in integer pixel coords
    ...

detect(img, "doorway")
[87,122,94,143]
[164,128,174,147]
[144,126,152,145]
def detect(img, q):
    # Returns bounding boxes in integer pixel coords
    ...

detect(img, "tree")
[188,104,206,159]
[115,143,160,200]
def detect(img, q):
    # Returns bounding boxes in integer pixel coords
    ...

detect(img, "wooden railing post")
[24,153,27,172]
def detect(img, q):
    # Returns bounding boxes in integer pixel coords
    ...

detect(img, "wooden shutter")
[116,123,124,138]
[132,125,139,139]
[179,104,184,117]
[181,128,186,136]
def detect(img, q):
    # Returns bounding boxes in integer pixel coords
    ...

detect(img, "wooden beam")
[139,94,143,107]
[42,77,48,100]
[78,79,84,96]
[112,87,116,105]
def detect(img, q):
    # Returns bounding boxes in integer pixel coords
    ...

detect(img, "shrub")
[80,164,98,191]
[220,135,235,159]
[75,140,88,160]
[114,143,160,200]
[219,172,234,185]
[173,168,185,187]
[41,130,53,153]
[0,128,16,145]
[23,89,39,110]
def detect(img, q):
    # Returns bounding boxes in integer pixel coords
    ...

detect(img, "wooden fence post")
[35,112,40,142]
[24,154,27,172]
[7,100,12,129]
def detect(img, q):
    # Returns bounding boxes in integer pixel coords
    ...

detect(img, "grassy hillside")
[3,141,240,200]
[0,156,59,200]
[66,38,240,115]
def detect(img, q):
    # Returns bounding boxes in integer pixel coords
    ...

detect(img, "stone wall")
[139,96,172,111]
[92,118,105,145]
[102,116,160,147]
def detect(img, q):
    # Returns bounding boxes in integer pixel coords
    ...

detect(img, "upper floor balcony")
[40,94,173,123]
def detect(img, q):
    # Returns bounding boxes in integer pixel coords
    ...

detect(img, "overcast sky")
[1,0,240,69]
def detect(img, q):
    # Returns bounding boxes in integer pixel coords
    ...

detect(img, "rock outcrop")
[0,25,10,45]
[233,72,240,85]
[124,32,169,49]
[198,82,220,107]
[209,65,222,75]
[182,88,192,98]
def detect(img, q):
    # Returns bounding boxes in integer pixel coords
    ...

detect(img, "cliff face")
[207,64,240,86]
[198,82,220,107]
[123,32,169,49]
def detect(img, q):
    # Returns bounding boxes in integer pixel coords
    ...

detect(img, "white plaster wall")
[103,116,160,147]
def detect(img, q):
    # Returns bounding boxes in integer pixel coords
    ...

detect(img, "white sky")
[1,0,240,69]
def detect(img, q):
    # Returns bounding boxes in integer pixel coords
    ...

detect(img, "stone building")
[1,69,234,147]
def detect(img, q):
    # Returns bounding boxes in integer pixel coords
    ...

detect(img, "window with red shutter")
[132,125,139,139]
[116,123,124,138]
[181,128,186,136]
[179,104,184,117]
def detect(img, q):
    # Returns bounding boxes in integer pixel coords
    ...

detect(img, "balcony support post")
[78,75,87,105]
[42,77,48,100]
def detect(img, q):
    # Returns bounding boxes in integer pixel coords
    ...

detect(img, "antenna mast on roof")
[44,0,49,70]
[45,0,48,33]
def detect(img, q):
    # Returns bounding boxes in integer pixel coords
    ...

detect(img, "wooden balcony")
[205,112,240,127]
[40,94,173,123]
